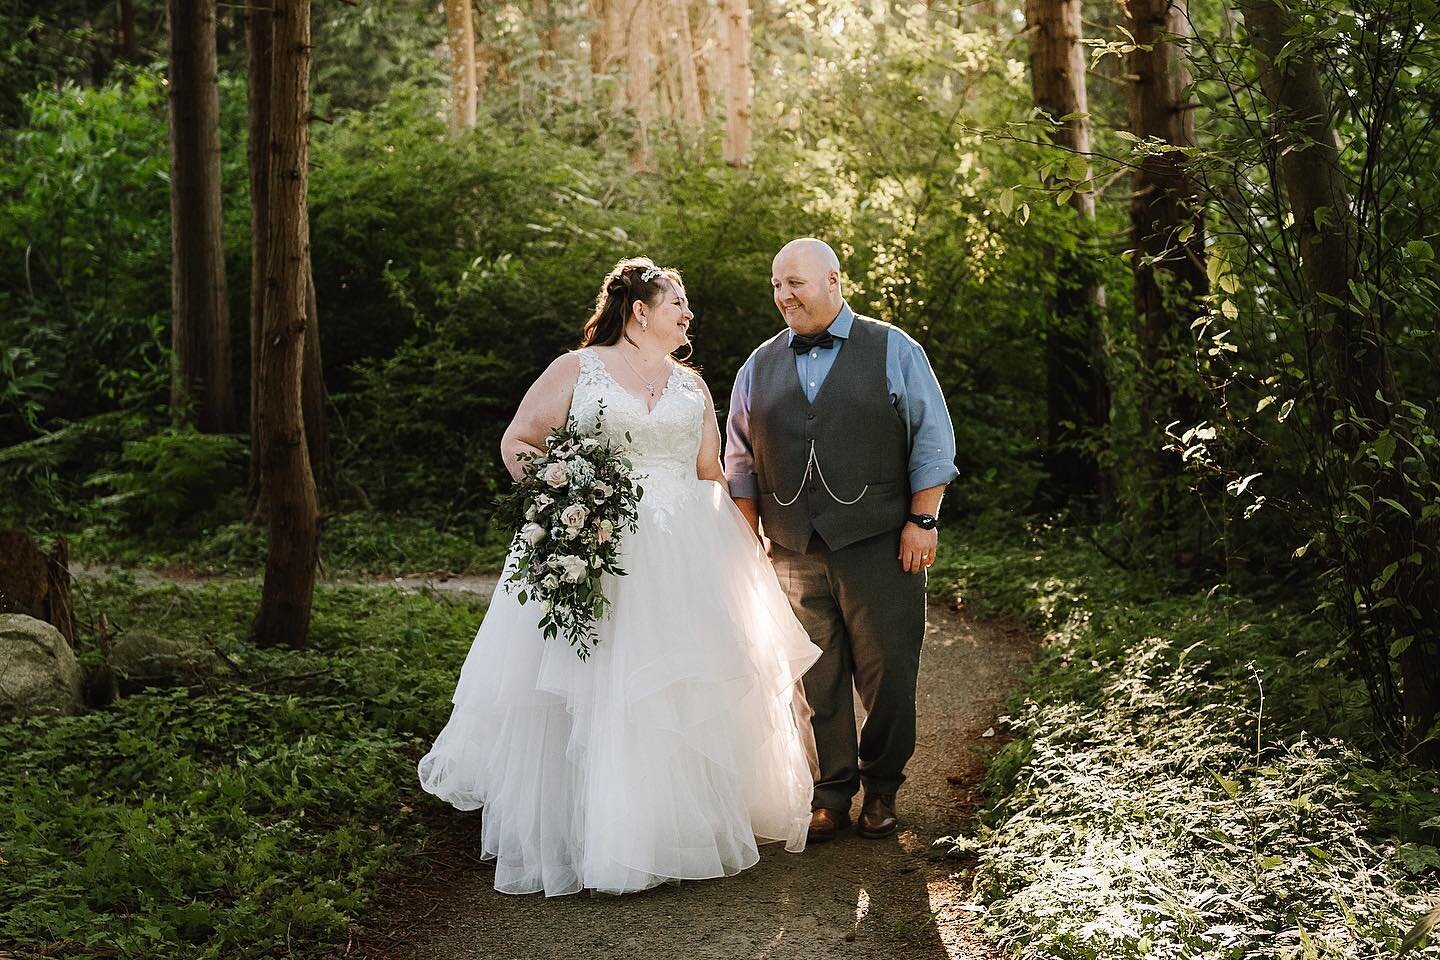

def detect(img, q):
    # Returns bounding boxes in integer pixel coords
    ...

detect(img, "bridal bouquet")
[494,405,642,660]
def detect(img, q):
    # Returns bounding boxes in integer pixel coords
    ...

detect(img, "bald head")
[772,238,844,334]
[775,237,841,275]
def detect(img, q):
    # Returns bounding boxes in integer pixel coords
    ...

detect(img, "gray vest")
[750,315,910,553]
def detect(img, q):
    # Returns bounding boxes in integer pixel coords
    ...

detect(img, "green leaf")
[1401,901,1440,955]
[1391,635,1414,658]
[1378,497,1412,517]
[1373,431,1397,464]
[1210,768,1240,799]
[997,187,1014,217]
[1404,239,1434,261]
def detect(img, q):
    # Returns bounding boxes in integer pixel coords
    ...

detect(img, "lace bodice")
[571,349,706,506]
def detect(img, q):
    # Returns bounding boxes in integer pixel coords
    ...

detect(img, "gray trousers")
[769,528,926,811]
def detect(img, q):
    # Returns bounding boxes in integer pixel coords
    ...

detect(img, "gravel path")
[360,602,1035,960]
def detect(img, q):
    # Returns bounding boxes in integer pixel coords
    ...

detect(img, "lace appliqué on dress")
[571,348,706,531]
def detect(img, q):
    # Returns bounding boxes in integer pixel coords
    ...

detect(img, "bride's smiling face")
[634,278,693,353]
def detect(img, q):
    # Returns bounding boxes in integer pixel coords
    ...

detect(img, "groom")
[725,238,957,842]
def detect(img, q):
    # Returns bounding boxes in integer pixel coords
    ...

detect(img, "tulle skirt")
[417,476,821,897]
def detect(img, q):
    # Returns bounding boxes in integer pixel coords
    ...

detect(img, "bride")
[417,257,822,897]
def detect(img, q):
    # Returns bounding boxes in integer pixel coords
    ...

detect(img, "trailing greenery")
[934,522,1440,959]
[0,574,486,958]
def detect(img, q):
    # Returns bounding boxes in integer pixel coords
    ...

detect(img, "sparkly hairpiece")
[639,266,662,283]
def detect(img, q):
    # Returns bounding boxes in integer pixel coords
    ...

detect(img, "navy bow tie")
[790,331,836,353]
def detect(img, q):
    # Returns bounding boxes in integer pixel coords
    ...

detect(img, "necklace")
[619,346,668,399]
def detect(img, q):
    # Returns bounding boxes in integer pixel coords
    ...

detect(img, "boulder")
[0,613,85,719]
[108,630,224,692]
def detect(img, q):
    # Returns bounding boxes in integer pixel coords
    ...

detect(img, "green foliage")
[0,574,484,957]
[935,524,1440,959]
[0,68,250,445]
[1155,0,1440,751]
[85,427,247,532]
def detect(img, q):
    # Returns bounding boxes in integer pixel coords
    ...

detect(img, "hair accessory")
[639,266,662,283]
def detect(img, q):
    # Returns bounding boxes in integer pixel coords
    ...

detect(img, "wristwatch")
[906,513,938,530]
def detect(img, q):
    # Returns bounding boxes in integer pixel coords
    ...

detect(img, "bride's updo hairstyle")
[581,256,682,349]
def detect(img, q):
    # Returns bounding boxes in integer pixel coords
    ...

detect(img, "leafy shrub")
[937,525,1440,959]
[85,427,247,533]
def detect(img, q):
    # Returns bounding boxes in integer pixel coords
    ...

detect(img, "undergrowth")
[936,523,1440,959]
[0,575,485,958]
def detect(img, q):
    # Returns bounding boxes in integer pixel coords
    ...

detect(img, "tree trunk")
[626,0,656,169]
[166,0,235,435]
[252,0,319,651]
[247,0,329,520]
[301,234,330,495]
[0,531,76,649]
[116,0,137,59]
[1242,0,1438,761]
[446,0,477,129]
[718,0,752,165]
[246,0,273,520]
[589,0,608,75]
[1127,0,1207,497]
[1025,0,1109,505]
[665,0,704,126]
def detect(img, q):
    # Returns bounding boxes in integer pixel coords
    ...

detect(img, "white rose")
[595,519,614,544]
[542,574,559,590]
[520,522,546,546]
[560,503,589,528]
[542,461,569,488]
[558,555,588,583]
[534,493,554,511]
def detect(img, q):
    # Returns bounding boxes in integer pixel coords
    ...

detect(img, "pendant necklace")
[620,346,664,399]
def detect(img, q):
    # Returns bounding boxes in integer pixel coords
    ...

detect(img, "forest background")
[1,0,1440,957]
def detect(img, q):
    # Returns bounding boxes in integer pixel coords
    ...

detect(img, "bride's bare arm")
[500,353,581,481]
[695,377,726,484]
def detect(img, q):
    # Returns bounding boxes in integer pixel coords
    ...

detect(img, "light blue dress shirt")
[725,302,959,500]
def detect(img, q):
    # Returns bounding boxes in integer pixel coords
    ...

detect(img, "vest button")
[807,413,815,420]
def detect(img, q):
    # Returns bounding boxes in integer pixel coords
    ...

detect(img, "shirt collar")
[785,301,854,345]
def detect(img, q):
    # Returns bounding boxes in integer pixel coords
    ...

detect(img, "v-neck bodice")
[572,348,705,488]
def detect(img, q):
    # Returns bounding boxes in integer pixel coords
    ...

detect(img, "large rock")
[0,613,85,719]
[109,630,224,692]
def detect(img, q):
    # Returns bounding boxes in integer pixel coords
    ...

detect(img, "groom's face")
[771,253,840,335]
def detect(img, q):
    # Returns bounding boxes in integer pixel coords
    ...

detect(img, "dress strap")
[575,347,607,388]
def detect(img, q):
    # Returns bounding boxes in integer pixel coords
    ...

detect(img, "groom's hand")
[899,523,938,574]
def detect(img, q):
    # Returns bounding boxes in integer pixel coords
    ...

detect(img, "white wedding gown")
[417,347,821,897]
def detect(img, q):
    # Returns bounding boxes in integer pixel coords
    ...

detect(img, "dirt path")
[362,603,1035,960]
[67,562,501,598]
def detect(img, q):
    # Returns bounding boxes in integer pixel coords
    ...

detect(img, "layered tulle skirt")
[417,476,821,897]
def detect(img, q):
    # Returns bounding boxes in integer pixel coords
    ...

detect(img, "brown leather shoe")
[856,793,898,838]
[807,807,850,844]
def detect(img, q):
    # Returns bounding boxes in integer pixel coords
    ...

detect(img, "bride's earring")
[640,318,648,332]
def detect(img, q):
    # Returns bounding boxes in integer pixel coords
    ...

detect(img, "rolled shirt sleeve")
[887,329,959,492]
[724,353,760,499]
